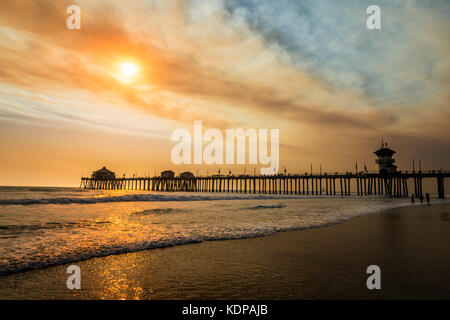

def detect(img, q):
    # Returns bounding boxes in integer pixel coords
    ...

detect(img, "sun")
[120,62,138,77]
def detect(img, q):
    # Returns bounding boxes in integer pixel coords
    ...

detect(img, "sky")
[0,0,449,186]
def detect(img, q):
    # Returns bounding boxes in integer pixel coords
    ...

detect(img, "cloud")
[0,1,380,132]
[223,0,450,105]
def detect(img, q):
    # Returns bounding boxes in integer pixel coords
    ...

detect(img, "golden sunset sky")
[0,0,449,186]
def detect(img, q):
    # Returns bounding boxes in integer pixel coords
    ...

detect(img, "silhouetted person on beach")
[411,194,415,204]
[420,194,424,205]
[426,193,430,206]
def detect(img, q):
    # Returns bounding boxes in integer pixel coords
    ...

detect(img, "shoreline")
[0,198,434,276]
[0,203,449,299]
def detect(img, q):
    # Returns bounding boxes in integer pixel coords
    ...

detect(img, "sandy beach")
[0,203,449,300]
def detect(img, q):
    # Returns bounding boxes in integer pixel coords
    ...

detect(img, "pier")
[81,144,448,198]
[80,170,448,198]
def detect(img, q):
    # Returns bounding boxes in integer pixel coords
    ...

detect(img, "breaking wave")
[130,208,185,215]
[244,204,286,210]
[0,193,345,206]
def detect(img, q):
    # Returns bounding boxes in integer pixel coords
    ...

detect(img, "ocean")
[0,186,447,275]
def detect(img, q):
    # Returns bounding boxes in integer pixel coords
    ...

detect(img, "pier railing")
[80,171,448,199]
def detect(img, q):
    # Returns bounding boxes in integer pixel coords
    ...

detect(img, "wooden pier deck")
[81,171,448,198]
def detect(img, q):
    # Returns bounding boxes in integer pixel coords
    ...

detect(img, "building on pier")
[91,166,115,180]
[161,170,175,179]
[374,142,397,174]
[180,171,195,179]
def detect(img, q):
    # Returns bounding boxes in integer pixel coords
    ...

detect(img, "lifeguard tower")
[374,141,397,174]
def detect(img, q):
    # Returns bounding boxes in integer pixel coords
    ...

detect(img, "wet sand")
[1,203,449,299]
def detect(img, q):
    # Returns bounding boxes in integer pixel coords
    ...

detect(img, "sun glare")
[120,62,138,77]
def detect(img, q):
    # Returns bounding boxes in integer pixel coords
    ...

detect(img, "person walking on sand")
[420,194,424,205]
[426,193,430,206]
[411,194,415,204]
